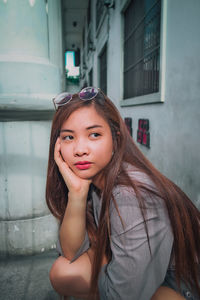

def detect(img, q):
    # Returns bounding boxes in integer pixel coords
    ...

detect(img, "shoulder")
[123,162,157,189]
[112,163,161,208]
[110,164,170,235]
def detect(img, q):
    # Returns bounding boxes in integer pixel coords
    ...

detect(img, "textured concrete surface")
[0,0,62,256]
[0,250,60,300]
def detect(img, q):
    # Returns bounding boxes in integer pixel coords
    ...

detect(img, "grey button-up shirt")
[57,169,174,299]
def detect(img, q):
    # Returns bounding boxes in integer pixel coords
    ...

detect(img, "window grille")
[99,45,107,94]
[123,0,161,100]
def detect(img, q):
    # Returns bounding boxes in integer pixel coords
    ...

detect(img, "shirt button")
[184,290,193,299]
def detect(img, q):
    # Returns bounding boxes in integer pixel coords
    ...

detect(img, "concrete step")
[0,250,59,300]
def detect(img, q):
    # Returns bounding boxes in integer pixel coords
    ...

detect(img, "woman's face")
[60,105,113,187]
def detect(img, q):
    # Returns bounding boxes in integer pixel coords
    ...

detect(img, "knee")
[151,286,185,300]
[49,256,70,294]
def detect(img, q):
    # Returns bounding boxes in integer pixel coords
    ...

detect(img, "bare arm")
[59,190,88,260]
[54,137,91,260]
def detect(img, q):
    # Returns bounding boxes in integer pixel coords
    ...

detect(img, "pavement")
[0,250,60,300]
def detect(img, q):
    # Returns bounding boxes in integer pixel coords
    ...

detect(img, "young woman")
[46,87,200,300]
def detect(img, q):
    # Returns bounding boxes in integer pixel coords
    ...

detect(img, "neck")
[92,172,105,190]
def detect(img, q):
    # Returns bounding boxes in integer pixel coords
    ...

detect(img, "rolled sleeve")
[98,187,174,300]
[56,231,90,263]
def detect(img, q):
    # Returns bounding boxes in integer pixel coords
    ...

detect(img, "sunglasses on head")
[52,86,104,110]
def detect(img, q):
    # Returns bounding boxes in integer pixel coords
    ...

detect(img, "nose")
[73,138,89,157]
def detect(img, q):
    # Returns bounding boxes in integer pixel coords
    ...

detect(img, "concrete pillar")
[0,0,63,255]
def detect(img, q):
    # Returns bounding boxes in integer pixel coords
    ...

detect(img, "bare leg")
[51,254,186,300]
[49,252,97,299]
[151,286,186,300]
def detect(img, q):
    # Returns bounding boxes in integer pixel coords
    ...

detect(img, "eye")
[90,132,101,138]
[62,135,74,141]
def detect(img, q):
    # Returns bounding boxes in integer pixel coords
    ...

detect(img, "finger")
[53,139,76,181]
[54,137,61,155]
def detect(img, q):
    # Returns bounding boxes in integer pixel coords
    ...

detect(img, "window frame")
[120,0,167,106]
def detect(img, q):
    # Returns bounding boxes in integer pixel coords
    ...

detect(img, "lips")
[75,161,92,170]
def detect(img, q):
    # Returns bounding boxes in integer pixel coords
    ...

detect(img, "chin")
[74,170,94,180]
[79,174,94,181]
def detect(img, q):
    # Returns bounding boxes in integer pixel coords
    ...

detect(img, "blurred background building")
[0,0,200,256]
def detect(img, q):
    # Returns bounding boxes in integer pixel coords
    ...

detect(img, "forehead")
[61,105,109,129]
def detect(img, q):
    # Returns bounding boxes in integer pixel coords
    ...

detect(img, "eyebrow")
[60,124,103,133]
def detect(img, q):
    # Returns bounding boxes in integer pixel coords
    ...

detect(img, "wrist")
[68,190,88,203]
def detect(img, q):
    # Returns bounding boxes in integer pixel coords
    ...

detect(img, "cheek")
[106,134,113,153]
[97,138,113,162]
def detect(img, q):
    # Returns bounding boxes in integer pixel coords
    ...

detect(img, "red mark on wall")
[137,119,150,148]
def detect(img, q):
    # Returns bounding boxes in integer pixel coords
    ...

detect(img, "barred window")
[123,0,161,100]
[99,44,107,94]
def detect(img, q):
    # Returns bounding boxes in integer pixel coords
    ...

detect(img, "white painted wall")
[81,0,200,206]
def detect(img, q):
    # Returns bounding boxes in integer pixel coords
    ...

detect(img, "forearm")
[60,193,87,260]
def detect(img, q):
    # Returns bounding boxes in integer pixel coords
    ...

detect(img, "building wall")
[80,0,200,207]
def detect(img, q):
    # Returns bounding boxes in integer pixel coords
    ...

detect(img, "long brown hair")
[46,92,200,297]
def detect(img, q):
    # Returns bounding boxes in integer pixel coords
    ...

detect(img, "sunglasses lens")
[54,92,72,107]
[79,87,98,100]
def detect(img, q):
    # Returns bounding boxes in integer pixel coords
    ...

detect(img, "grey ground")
[0,250,60,300]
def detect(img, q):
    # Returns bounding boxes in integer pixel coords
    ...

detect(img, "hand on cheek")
[54,137,91,198]
[54,137,67,166]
